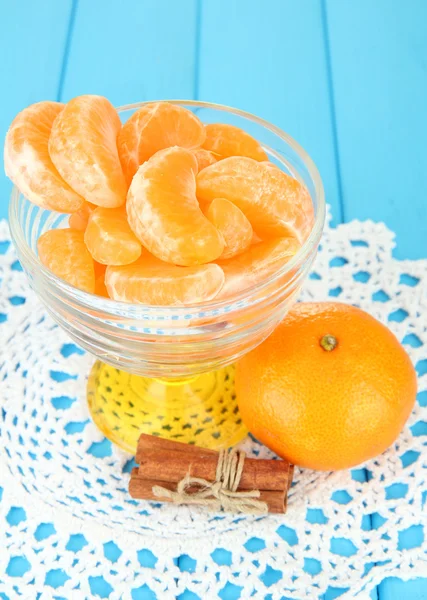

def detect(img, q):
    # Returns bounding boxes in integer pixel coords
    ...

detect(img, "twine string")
[152,448,269,514]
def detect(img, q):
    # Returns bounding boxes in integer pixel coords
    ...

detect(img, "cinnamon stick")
[135,433,217,463]
[137,448,291,491]
[130,434,294,514]
[129,469,287,514]
[137,433,294,491]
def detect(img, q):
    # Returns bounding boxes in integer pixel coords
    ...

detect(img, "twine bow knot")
[152,448,268,514]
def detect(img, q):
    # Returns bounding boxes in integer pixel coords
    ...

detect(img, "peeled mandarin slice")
[106,254,225,306]
[95,275,109,298]
[49,95,127,208]
[84,207,142,266]
[4,101,84,212]
[261,161,314,239]
[251,231,263,245]
[69,201,97,231]
[217,236,300,298]
[205,198,253,259]
[197,157,314,241]
[93,262,109,297]
[202,123,268,161]
[94,260,107,279]
[94,267,108,298]
[118,102,206,183]
[127,146,224,266]
[37,228,95,293]
[193,148,218,172]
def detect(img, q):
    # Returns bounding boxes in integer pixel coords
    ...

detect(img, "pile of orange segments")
[5,96,314,306]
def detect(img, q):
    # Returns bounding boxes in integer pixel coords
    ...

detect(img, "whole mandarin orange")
[236,302,417,470]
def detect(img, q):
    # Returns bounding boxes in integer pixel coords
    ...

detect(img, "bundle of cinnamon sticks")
[129,434,294,514]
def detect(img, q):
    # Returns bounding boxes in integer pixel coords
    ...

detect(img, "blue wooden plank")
[326,2,427,596]
[0,0,74,219]
[197,0,342,224]
[325,0,427,259]
[58,0,198,105]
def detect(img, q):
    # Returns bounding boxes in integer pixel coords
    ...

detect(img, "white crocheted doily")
[0,216,426,599]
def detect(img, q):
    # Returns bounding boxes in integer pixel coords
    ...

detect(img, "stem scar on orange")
[236,302,417,471]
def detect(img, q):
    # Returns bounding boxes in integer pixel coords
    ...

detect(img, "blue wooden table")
[0,1,426,598]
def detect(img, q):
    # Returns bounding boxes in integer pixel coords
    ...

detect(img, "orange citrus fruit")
[202,123,268,161]
[118,102,206,183]
[49,95,127,208]
[217,236,299,298]
[127,146,224,266]
[84,207,142,265]
[37,228,95,293]
[236,302,417,470]
[204,198,253,260]
[4,101,84,213]
[106,253,225,306]
[197,157,314,241]
[69,201,96,231]
[193,148,218,172]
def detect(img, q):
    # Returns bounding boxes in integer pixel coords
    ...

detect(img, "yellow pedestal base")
[87,362,248,453]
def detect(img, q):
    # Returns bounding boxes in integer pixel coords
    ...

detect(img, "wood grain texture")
[57,0,198,105]
[325,0,427,258]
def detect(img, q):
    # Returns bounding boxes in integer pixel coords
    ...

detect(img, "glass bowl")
[9,100,325,453]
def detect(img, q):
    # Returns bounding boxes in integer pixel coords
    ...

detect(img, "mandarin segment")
[4,101,84,213]
[202,123,268,161]
[84,207,142,266]
[95,275,109,298]
[217,236,300,298]
[205,198,253,259]
[37,228,95,293]
[93,262,109,297]
[68,201,97,231]
[193,148,218,172]
[49,95,127,208]
[127,146,224,266]
[197,157,314,241]
[118,102,206,183]
[106,254,225,306]
[94,260,107,280]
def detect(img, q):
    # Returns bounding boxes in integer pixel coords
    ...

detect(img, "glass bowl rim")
[9,98,325,318]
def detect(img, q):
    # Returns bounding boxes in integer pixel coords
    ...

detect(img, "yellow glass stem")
[87,362,248,453]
